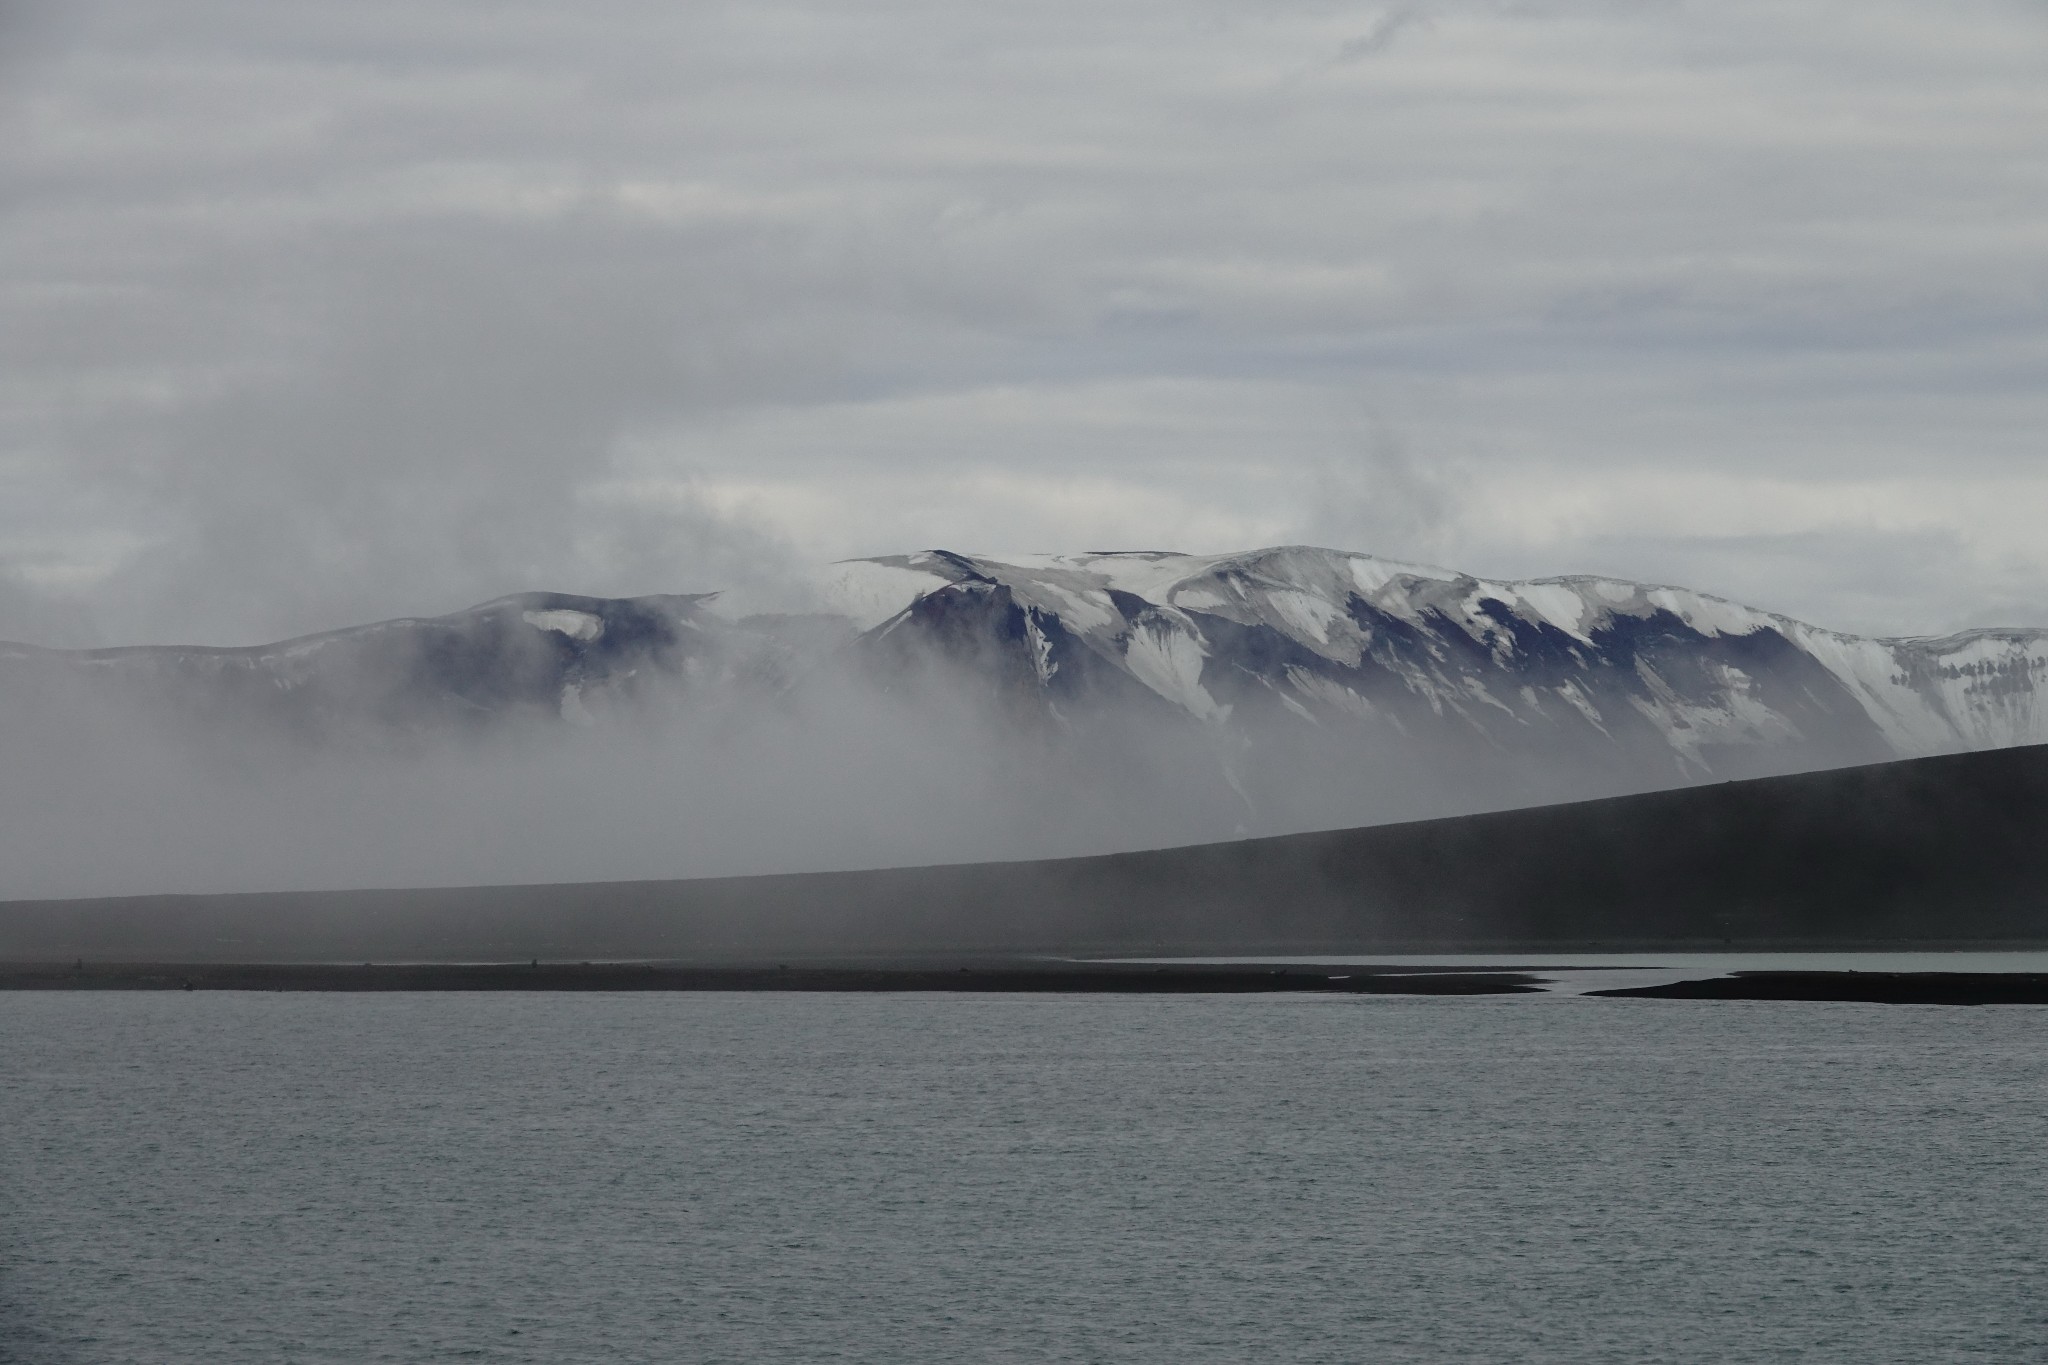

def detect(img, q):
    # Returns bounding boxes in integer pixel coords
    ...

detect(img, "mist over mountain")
[4,545,2044,900]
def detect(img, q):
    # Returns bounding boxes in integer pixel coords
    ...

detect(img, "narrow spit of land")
[1590,971,2048,1005]
[0,961,1545,995]
[10,962,2048,1002]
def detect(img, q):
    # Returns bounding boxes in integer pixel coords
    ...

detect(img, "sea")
[3,983,2046,1363]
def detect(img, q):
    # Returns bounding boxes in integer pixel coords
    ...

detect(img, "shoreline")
[0,961,1544,995]
[1589,971,2048,1005]
[10,961,2048,1004]
[8,961,2048,1003]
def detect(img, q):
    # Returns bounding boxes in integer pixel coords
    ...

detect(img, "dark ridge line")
[4,742,2047,962]
[1589,972,2048,1006]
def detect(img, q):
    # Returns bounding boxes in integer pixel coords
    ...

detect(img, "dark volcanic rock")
[1589,972,2048,1006]
[0,961,1542,995]
[4,742,2046,963]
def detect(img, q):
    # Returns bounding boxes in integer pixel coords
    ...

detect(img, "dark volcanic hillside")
[6,743,2045,962]
[8,546,2047,899]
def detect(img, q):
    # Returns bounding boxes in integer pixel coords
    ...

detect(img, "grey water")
[3,994,2045,1364]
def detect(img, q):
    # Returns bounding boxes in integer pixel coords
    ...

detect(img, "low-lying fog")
[0,644,1668,901]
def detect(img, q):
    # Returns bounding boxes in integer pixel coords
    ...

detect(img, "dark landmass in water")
[4,743,2046,963]
[1590,971,2048,1005]
[0,961,1543,994]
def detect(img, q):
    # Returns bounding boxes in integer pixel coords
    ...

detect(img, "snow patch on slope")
[733,543,2048,760]
[1123,621,1226,721]
[1491,583,1595,643]
[817,559,957,631]
[522,609,605,642]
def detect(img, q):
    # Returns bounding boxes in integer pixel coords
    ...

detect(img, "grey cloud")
[1566,528,2011,642]
[1334,6,1428,63]
[1301,426,1460,567]
[1,0,2045,645]
[43,216,836,642]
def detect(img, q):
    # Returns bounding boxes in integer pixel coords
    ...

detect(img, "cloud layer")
[3,0,2045,645]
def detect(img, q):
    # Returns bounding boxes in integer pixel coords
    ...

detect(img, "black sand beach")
[1590,971,2048,1005]
[0,960,1544,994]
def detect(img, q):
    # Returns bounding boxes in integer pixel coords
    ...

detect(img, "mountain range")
[6,545,2045,839]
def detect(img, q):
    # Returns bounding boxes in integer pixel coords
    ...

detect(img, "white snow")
[698,557,955,630]
[1024,612,1059,684]
[489,544,2048,767]
[1071,550,1229,603]
[1122,620,1226,720]
[1028,582,1119,633]
[1791,629,1951,754]
[816,560,954,631]
[1263,589,1345,646]
[1555,680,1609,733]
[1345,551,1457,596]
[1903,632,2048,750]
[522,609,605,642]
[1642,588,1772,639]
[1499,582,1595,643]
[1286,669,1379,720]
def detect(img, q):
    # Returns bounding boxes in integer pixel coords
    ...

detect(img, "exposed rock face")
[819,547,2047,769]
[5,546,2044,834]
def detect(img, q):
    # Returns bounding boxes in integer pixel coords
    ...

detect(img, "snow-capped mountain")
[6,546,2044,796]
[798,547,2048,770]
[0,590,842,742]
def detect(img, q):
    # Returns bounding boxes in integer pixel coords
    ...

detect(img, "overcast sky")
[2,0,2044,646]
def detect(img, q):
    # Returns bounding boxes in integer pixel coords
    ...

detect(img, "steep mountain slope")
[5,545,2044,798]
[0,591,840,743]
[797,546,2048,772]
[9,742,2047,960]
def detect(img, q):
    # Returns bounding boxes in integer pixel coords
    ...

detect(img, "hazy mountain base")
[5,543,2045,903]
[0,630,1705,902]
[6,743,2044,964]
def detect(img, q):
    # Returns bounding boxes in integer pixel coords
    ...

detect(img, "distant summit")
[786,547,2048,764]
[7,546,2045,839]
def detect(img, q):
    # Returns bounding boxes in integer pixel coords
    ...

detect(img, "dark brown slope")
[4,743,2046,963]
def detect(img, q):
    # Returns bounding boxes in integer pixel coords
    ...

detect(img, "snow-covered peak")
[764,544,2048,762]
[950,546,1459,612]
[819,545,1811,669]
[521,608,605,642]
[18,544,2039,791]
[701,555,956,631]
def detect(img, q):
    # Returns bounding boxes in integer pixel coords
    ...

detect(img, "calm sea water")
[3,993,2045,1364]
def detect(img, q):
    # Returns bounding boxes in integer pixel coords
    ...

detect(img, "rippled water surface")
[4,993,2046,1363]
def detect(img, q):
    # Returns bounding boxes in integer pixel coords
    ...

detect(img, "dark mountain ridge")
[9,547,2045,777]
[8,545,2047,883]
[6,742,2044,963]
